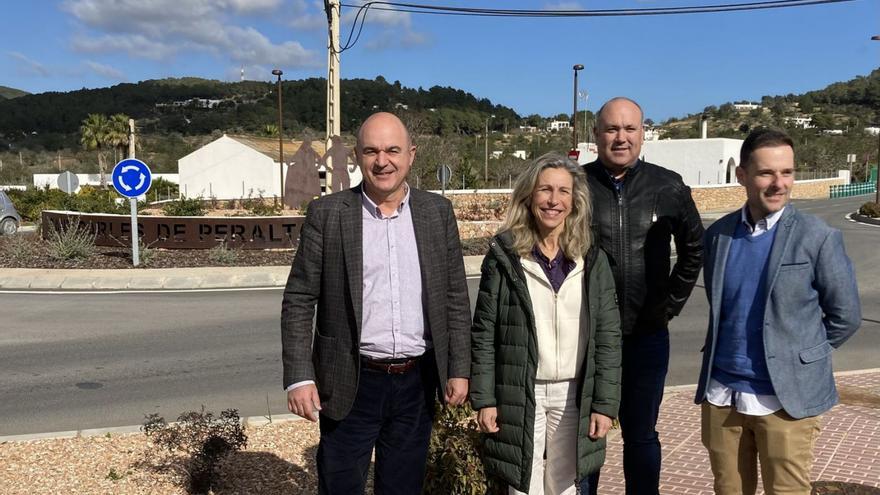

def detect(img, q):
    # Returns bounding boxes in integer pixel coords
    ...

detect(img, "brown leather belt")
[360,355,420,374]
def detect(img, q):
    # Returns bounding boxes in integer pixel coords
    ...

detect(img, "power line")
[340,0,852,17]
[334,0,854,51]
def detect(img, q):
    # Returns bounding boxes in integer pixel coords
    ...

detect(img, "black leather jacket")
[584,159,704,336]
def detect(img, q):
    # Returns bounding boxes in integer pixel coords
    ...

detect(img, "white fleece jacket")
[520,257,587,381]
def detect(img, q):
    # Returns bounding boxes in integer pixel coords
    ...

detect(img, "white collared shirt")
[706,204,786,416]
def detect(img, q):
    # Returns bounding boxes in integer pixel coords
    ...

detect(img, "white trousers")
[510,379,579,495]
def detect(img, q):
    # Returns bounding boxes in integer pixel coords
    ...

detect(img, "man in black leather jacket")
[584,97,704,495]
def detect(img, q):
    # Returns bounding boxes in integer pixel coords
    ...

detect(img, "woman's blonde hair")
[500,152,593,259]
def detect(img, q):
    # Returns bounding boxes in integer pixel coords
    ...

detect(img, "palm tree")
[106,114,131,163]
[80,114,109,187]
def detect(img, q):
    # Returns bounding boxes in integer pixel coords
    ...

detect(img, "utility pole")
[484,115,494,182]
[572,64,584,150]
[128,119,136,158]
[325,0,341,194]
[272,69,285,205]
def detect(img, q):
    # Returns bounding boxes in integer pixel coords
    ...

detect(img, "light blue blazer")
[694,206,861,419]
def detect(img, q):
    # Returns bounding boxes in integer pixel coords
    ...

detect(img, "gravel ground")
[0,231,490,269]
[0,419,321,495]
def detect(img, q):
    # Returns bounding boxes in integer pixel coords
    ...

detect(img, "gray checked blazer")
[281,185,472,421]
[694,205,861,419]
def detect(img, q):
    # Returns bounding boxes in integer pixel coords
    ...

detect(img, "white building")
[785,116,814,129]
[640,138,743,185]
[573,128,744,187]
[733,102,761,111]
[178,135,360,200]
[863,127,880,136]
[546,121,571,132]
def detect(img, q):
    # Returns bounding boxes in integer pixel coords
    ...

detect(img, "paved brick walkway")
[598,370,880,494]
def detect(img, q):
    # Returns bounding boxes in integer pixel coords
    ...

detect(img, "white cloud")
[7,52,51,77]
[365,29,428,51]
[72,34,176,60]
[339,0,430,50]
[290,0,326,31]
[62,0,320,68]
[341,0,413,28]
[85,60,127,81]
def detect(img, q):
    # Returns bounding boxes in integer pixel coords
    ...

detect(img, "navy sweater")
[712,221,777,395]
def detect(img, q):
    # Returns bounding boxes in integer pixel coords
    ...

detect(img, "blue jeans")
[316,355,438,495]
[618,328,670,495]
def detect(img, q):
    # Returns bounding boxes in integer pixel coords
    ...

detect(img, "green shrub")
[68,185,128,215]
[162,196,206,216]
[143,407,247,495]
[6,185,129,220]
[859,201,880,218]
[47,217,96,260]
[424,403,505,495]
[1,233,37,263]
[135,239,158,266]
[243,193,282,216]
[208,242,237,265]
[149,177,180,202]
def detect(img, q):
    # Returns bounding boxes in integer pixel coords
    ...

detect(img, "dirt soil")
[0,232,491,269]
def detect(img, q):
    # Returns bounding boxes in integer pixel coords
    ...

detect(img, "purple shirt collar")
[531,245,576,293]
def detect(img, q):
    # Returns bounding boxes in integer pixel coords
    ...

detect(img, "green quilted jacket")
[470,231,622,492]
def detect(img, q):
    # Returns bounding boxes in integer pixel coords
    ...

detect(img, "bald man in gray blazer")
[281,112,470,495]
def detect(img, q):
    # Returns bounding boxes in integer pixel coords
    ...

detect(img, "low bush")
[424,403,505,495]
[243,193,282,216]
[6,185,132,221]
[162,196,206,216]
[208,242,237,264]
[1,232,36,263]
[46,217,96,260]
[858,201,880,218]
[142,407,247,495]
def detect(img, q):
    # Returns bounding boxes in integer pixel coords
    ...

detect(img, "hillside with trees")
[1,69,877,188]
[659,69,880,181]
[0,85,29,100]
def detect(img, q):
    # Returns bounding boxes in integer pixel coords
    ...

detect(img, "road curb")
[0,414,305,443]
[8,368,879,443]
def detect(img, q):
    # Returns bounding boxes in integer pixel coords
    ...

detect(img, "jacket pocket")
[780,261,811,272]
[799,341,832,364]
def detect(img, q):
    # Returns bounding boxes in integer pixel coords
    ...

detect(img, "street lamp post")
[873,36,880,203]
[572,64,584,150]
[272,69,285,206]
[484,114,495,182]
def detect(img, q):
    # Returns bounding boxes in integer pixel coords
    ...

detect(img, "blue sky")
[1,0,878,122]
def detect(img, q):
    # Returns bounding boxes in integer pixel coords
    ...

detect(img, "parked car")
[0,190,22,235]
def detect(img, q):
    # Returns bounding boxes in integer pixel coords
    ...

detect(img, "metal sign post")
[437,164,452,197]
[111,158,152,266]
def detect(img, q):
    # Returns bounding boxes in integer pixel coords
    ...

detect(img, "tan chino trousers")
[701,401,821,495]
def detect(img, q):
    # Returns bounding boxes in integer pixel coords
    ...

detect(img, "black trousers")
[316,354,438,495]
[618,328,670,495]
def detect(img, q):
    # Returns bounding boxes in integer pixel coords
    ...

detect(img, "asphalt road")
[1,195,878,435]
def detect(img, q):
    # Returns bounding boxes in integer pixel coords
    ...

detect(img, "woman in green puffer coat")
[470,152,621,495]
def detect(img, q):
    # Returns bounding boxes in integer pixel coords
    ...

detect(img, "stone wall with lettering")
[42,211,304,249]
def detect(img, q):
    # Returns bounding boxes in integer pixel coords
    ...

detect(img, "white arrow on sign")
[116,165,147,192]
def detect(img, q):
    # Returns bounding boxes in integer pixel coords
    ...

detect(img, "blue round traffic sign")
[112,158,152,198]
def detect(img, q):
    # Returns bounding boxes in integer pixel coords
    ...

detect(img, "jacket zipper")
[616,187,626,308]
[554,291,559,379]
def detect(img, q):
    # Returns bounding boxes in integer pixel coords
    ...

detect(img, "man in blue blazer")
[695,128,861,495]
